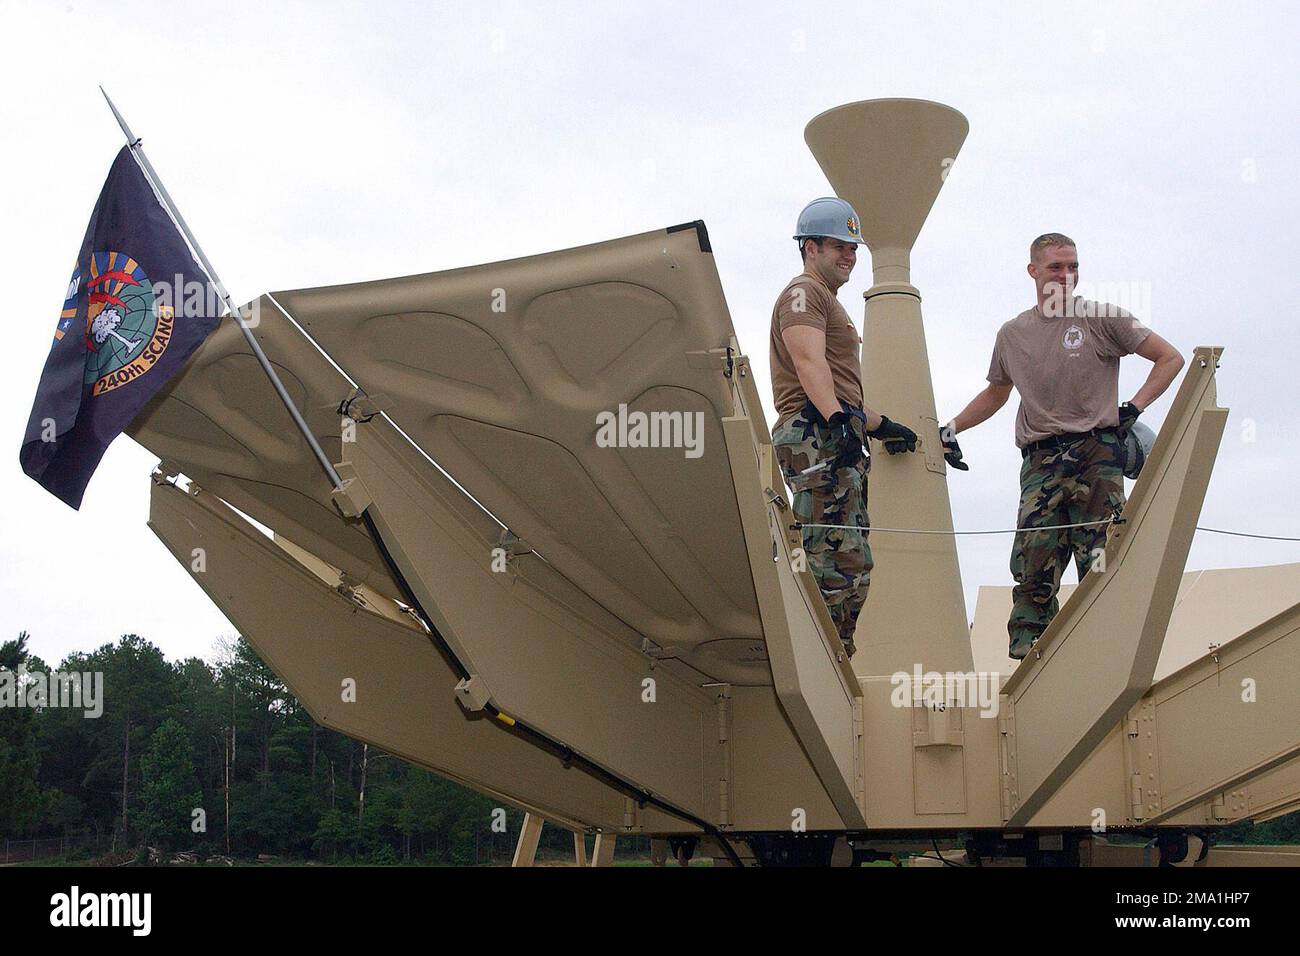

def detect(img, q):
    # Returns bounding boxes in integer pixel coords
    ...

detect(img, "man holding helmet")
[769,196,919,659]
[940,233,1183,660]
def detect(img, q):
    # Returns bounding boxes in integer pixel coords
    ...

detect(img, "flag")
[20,146,221,509]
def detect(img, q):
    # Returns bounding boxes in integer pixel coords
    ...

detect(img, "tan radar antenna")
[805,98,974,676]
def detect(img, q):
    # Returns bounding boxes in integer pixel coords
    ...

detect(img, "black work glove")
[801,401,867,471]
[867,415,918,454]
[827,409,866,470]
[1119,401,1142,431]
[939,423,969,471]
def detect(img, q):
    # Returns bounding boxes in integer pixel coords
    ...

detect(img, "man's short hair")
[1030,232,1076,262]
[798,236,825,261]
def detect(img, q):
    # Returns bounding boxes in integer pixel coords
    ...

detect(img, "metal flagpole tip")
[99,85,140,146]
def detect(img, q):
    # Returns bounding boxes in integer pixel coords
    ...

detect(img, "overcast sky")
[2,0,1297,668]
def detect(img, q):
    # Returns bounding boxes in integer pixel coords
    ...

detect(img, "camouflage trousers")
[772,408,873,649]
[1008,430,1127,659]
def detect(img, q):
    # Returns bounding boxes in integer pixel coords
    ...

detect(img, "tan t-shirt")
[987,298,1152,447]
[770,269,864,422]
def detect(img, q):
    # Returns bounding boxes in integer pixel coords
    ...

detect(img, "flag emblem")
[81,251,173,395]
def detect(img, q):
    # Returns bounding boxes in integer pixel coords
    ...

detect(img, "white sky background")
[1,0,1297,668]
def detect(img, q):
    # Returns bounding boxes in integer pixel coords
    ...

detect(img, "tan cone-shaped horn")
[805,98,974,676]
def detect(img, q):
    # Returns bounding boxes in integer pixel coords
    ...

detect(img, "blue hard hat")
[794,197,867,244]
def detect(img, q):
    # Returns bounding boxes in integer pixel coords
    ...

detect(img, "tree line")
[0,631,612,864]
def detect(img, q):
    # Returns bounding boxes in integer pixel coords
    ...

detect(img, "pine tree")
[138,718,201,852]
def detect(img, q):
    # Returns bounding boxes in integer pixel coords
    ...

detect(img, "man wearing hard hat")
[940,233,1184,660]
[770,197,919,659]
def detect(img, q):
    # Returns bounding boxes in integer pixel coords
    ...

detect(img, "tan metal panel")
[1156,564,1300,681]
[858,676,1003,828]
[147,478,691,833]
[1026,724,1129,830]
[343,416,721,819]
[722,350,866,828]
[1162,754,1300,827]
[1003,348,1228,825]
[726,685,845,832]
[1028,603,1300,829]
[1140,602,1300,823]
[275,225,763,672]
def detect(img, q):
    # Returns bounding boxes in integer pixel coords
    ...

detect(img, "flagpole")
[99,87,345,493]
